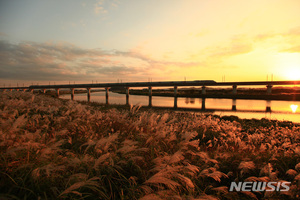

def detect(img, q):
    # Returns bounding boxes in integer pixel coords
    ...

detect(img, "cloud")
[0,40,143,81]
[0,32,8,37]
[196,35,253,69]
[0,40,202,82]
[210,43,253,58]
[113,50,200,69]
[281,45,300,53]
[279,26,300,53]
[287,26,300,37]
[253,26,300,53]
[0,35,257,84]
[94,0,108,15]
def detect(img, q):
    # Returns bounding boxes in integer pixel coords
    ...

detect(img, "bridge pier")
[126,87,129,105]
[56,88,60,97]
[71,88,74,100]
[267,85,272,94]
[105,87,109,105]
[148,86,152,107]
[87,88,91,102]
[201,86,206,95]
[174,86,178,108]
[232,85,237,95]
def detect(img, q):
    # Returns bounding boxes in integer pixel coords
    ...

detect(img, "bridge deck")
[0,80,297,90]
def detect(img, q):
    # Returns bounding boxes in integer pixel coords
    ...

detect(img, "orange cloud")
[0,40,203,82]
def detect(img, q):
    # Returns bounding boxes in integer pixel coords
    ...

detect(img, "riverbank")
[1,91,300,199]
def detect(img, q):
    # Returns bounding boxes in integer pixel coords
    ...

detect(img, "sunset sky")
[1,0,300,86]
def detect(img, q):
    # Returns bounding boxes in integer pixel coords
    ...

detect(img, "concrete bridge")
[1,80,300,110]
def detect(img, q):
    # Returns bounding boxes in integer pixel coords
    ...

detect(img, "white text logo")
[229,181,291,192]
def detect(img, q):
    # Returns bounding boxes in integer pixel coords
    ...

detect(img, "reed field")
[1,91,300,199]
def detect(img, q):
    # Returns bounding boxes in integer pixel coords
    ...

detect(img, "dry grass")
[0,91,300,199]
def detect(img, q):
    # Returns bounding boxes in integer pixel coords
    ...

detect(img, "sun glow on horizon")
[285,67,300,81]
[274,53,300,81]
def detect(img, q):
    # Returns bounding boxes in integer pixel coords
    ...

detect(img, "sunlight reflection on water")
[60,92,300,123]
[290,104,298,113]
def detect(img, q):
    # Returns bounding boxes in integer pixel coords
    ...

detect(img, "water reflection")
[266,100,271,112]
[185,98,195,104]
[190,98,195,104]
[232,99,237,111]
[201,98,206,110]
[60,92,300,123]
[290,104,298,113]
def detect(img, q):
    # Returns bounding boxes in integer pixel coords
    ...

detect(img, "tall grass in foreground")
[0,91,300,199]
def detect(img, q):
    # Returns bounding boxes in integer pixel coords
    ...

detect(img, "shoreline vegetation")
[1,91,300,199]
[42,87,300,101]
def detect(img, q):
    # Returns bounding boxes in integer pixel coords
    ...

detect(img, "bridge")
[1,80,300,109]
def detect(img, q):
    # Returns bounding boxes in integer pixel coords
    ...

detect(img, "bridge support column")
[87,88,91,102]
[71,88,74,100]
[126,87,129,105]
[56,88,60,98]
[174,86,178,108]
[148,86,152,107]
[105,87,109,105]
[267,85,272,94]
[232,99,237,111]
[232,85,237,95]
[201,86,206,95]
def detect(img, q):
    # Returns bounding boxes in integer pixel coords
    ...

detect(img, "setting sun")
[274,53,300,81]
[285,67,300,80]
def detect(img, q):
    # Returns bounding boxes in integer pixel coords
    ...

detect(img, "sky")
[1,0,300,86]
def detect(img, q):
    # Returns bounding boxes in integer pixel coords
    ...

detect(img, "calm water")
[60,92,300,123]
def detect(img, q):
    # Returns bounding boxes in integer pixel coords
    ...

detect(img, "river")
[60,91,300,123]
